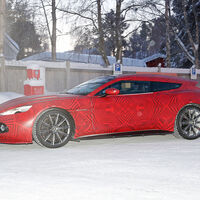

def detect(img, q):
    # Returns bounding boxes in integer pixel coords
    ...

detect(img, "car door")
[91,80,157,135]
[149,81,182,131]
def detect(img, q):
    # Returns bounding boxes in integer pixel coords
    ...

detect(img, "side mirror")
[105,88,120,96]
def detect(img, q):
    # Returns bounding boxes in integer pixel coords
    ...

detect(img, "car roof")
[114,74,197,84]
[88,74,197,96]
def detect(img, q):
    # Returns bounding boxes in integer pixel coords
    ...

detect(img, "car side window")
[150,82,181,92]
[96,81,151,96]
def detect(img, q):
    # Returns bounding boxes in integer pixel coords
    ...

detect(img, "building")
[143,53,166,68]
[22,51,166,68]
[4,34,19,60]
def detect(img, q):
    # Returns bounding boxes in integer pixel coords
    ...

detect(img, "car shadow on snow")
[72,131,172,142]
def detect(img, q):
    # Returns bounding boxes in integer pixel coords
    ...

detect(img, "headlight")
[0,105,32,116]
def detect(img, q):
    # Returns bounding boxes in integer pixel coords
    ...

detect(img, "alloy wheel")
[178,107,200,139]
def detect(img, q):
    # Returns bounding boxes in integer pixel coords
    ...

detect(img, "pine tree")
[103,9,129,57]
[127,21,165,59]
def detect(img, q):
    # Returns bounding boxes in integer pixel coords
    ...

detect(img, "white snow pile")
[0,135,200,200]
[0,92,24,104]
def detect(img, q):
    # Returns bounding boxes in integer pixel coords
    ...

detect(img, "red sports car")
[0,74,200,148]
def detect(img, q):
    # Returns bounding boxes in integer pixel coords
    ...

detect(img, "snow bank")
[0,92,24,104]
[0,134,200,200]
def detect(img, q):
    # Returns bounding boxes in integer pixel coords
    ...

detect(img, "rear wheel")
[174,106,200,140]
[33,109,74,148]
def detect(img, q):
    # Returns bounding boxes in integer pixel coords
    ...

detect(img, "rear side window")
[150,82,181,92]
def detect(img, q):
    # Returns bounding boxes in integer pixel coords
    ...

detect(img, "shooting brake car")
[0,74,200,148]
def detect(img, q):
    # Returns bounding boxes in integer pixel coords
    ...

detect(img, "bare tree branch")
[172,28,195,64]
[40,0,52,41]
[56,7,98,31]
[123,22,142,38]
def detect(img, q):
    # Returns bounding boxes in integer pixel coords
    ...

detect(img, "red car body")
[0,74,200,146]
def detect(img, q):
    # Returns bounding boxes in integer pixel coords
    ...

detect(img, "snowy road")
[0,133,200,200]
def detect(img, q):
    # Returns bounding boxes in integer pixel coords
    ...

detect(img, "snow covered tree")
[171,0,200,68]
[6,0,48,59]
[113,0,162,62]
[165,0,171,68]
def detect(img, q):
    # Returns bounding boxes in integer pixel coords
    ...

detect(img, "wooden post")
[0,0,6,91]
[51,0,57,61]
[66,61,70,90]
[158,63,161,73]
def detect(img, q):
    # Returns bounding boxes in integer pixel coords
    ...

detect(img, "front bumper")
[0,114,33,144]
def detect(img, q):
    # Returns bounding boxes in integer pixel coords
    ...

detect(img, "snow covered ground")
[0,93,200,200]
[0,134,200,200]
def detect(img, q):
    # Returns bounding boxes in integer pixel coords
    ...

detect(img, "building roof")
[143,53,166,63]
[22,52,167,68]
[22,52,146,67]
[5,34,20,53]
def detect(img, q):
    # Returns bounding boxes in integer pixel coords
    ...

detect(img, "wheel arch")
[174,103,200,131]
[33,107,76,137]
[176,103,200,116]
[173,103,200,139]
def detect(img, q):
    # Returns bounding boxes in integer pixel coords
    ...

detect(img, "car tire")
[33,108,74,148]
[174,105,200,140]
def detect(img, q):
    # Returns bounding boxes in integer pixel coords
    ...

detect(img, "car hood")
[0,94,83,113]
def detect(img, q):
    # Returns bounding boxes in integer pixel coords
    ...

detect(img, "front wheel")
[33,109,74,148]
[174,106,200,140]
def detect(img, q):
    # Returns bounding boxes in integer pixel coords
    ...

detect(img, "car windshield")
[64,76,116,95]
